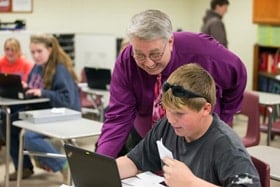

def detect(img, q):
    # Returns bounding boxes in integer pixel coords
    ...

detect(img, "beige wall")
[0,0,256,89]
[0,0,191,35]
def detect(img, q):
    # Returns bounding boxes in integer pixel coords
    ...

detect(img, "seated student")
[0,34,80,183]
[0,37,34,81]
[0,38,33,150]
[117,63,261,187]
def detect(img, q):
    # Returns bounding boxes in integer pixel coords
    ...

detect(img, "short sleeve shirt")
[127,114,261,186]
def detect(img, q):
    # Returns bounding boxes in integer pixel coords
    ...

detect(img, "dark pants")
[95,127,142,157]
[117,127,142,157]
[0,102,50,171]
[102,107,142,157]
[0,106,34,171]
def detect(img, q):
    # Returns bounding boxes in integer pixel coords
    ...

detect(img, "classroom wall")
[185,0,257,90]
[0,0,256,89]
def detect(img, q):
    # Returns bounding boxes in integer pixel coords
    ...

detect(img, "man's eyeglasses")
[163,81,207,101]
[133,41,167,63]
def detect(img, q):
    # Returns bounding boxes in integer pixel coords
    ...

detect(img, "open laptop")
[84,67,111,90]
[64,144,122,187]
[0,73,36,100]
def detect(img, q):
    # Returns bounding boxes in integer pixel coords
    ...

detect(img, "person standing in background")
[0,37,33,81]
[96,9,247,158]
[201,0,229,48]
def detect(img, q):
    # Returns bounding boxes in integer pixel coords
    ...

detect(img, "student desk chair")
[0,97,50,187]
[13,117,102,187]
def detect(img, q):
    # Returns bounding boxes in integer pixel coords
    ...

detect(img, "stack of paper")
[19,107,81,124]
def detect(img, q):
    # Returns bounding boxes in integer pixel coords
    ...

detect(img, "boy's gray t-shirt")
[127,113,261,186]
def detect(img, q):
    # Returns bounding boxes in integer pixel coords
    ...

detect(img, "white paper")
[121,171,165,187]
[122,176,146,186]
[137,171,164,184]
[51,107,66,113]
[156,138,173,160]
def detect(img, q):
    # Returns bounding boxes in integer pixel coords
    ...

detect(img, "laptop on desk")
[64,144,122,187]
[0,73,37,100]
[84,67,111,90]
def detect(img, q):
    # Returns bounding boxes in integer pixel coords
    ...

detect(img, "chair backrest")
[80,68,93,108]
[80,67,87,83]
[251,156,270,187]
[239,91,261,147]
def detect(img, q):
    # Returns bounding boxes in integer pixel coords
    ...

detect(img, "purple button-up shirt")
[97,32,247,157]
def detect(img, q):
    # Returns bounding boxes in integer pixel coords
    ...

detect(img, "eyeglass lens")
[133,41,167,62]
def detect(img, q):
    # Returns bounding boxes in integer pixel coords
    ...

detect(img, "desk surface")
[252,91,280,146]
[13,118,102,139]
[0,96,50,187]
[79,83,109,96]
[247,145,280,181]
[253,91,280,105]
[0,97,50,106]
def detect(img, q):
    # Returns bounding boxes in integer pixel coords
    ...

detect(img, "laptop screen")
[64,144,122,187]
[0,73,26,99]
[84,67,111,90]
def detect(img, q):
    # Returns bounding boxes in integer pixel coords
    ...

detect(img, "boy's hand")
[162,157,195,187]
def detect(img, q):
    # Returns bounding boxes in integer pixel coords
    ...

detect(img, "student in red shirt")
[0,37,34,81]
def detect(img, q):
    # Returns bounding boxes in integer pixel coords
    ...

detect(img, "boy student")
[117,64,260,187]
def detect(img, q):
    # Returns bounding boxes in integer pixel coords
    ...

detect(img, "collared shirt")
[97,32,247,157]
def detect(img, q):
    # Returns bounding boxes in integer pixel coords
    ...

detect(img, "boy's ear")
[203,102,212,114]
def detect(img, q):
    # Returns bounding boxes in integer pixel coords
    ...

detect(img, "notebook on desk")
[0,73,37,100]
[84,67,111,90]
[64,144,122,187]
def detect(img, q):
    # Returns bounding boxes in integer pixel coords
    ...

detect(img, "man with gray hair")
[96,9,246,158]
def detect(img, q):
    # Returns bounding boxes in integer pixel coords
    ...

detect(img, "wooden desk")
[79,83,110,122]
[247,145,280,181]
[253,91,280,145]
[0,97,49,187]
[13,117,102,187]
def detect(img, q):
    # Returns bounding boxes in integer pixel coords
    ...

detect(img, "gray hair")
[127,9,173,41]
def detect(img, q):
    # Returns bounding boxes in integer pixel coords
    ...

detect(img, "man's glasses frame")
[132,41,167,63]
[163,81,208,101]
